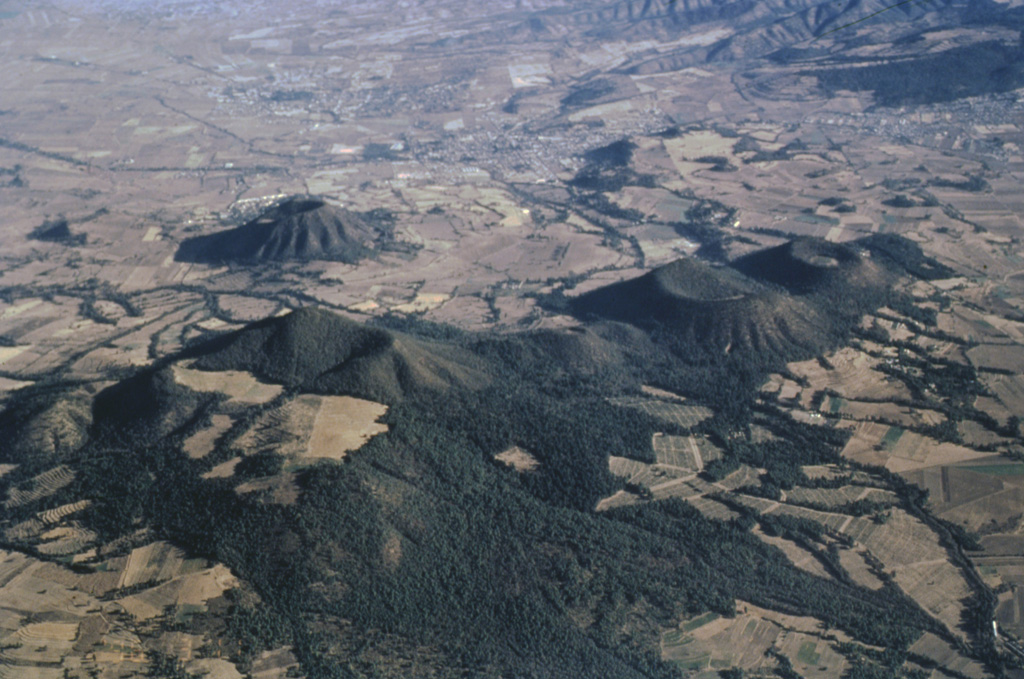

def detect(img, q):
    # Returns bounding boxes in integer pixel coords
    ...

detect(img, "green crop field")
[675,655,710,671]
[681,611,719,633]
[881,426,905,448]
[959,463,1024,476]
[797,641,820,665]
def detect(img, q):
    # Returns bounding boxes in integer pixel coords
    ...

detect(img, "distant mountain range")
[476,0,1024,109]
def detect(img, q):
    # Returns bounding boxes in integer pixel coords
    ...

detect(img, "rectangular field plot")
[968,343,1024,372]
[306,396,388,461]
[775,632,849,679]
[801,465,847,481]
[651,476,713,500]
[608,456,648,479]
[684,495,740,521]
[771,504,851,532]
[936,485,1024,534]
[117,563,238,621]
[717,465,761,491]
[730,494,781,515]
[796,641,819,665]
[958,463,1024,476]
[994,577,1024,637]
[231,394,389,464]
[886,430,991,472]
[608,456,691,490]
[842,511,947,567]
[785,485,897,509]
[838,548,886,590]
[595,490,640,512]
[652,434,702,471]
[247,646,302,679]
[214,294,280,322]
[694,437,723,463]
[609,396,713,429]
[183,414,234,459]
[882,426,905,448]
[36,525,97,557]
[910,633,989,679]
[682,611,720,633]
[118,541,191,588]
[984,372,1024,416]
[828,396,947,429]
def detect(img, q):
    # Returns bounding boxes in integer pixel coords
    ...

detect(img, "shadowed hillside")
[732,237,888,294]
[190,307,490,402]
[28,218,86,246]
[0,385,93,465]
[175,197,380,264]
[569,257,824,358]
[567,237,905,361]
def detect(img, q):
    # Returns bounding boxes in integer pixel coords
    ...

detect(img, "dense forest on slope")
[0,237,969,678]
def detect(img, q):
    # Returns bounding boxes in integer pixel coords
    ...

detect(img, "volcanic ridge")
[569,237,892,359]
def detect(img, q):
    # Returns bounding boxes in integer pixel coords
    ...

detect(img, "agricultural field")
[838,420,996,471]
[784,485,897,509]
[652,434,704,471]
[0,546,246,679]
[660,602,850,678]
[230,393,389,464]
[608,396,714,430]
[172,365,283,405]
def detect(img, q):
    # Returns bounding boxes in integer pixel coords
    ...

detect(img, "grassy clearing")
[494,446,539,472]
[183,414,234,459]
[172,365,283,404]
[306,396,388,461]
